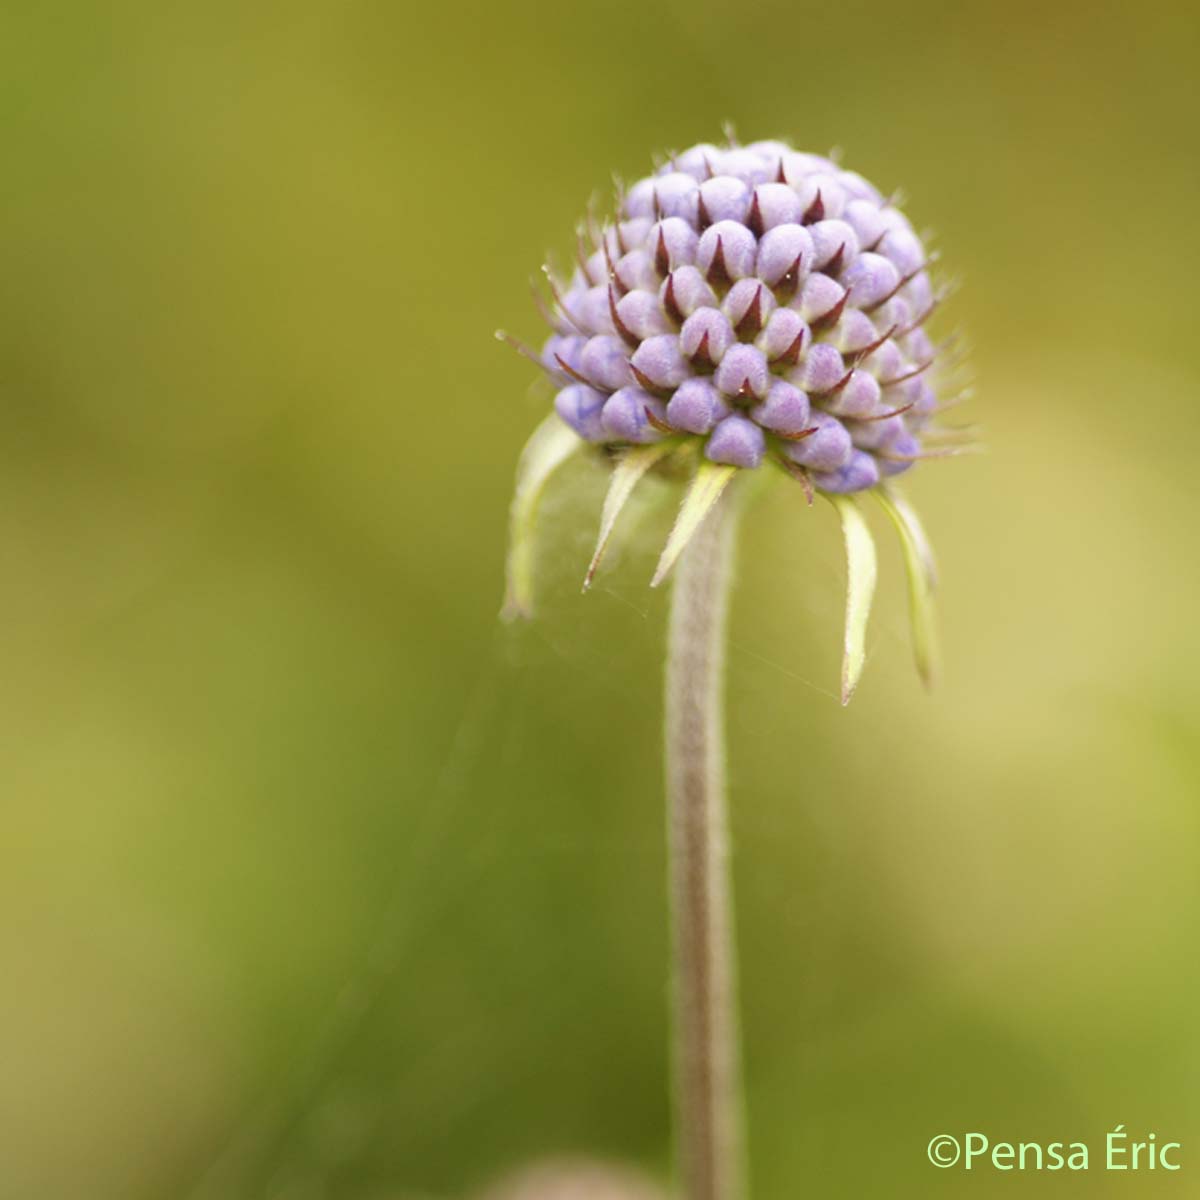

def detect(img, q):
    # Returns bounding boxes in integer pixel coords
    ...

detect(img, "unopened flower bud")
[631,334,690,389]
[698,221,757,284]
[722,279,774,338]
[581,335,635,390]
[823,369,881,418]
[651,218,700,272]
[751,379,811,433]
[794,343,846,395]
[809,447,880,493]
[758,308,808,364]
[601,387,667,442]
[749,182,803,231]
[681,308,735,365]
[667,378,730,434]
[615,289,670,340]
[715,344,769,400]
[663,266,717,320]
[699,175,752,225]
[782,409,852,471]
[756,224,814,292]
[706,414,766,467]
[555,383,607,440]
[839,252,902,309]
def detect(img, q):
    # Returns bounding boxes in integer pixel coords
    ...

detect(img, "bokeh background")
[3,1,1199,1197]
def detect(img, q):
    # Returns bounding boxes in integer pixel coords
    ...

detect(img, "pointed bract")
[501,414,583,620]
[651,462,738,588]
[584,441,677,590]
[828,494,878,704]
[875,486,940,686]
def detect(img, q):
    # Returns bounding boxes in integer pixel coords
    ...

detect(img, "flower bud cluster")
[543,140,940,492]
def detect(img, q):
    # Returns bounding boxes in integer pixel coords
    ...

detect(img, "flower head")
[501,137,972,700]
[539,139,944,490]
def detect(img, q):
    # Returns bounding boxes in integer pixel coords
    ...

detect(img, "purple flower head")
[518,137,960,496]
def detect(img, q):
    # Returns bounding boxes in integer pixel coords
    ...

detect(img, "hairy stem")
[665,491,744,1200]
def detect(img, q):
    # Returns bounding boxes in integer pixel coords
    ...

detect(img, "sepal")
[650,462,738,587]
[827,493,878,704]
[584,441,677,590]
[501,414,583,620]
[874,485,939,687]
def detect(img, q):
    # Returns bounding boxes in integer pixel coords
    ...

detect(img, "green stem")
[664,491,744,1200]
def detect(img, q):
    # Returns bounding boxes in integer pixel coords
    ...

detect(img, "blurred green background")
[3,1,1199,1197]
